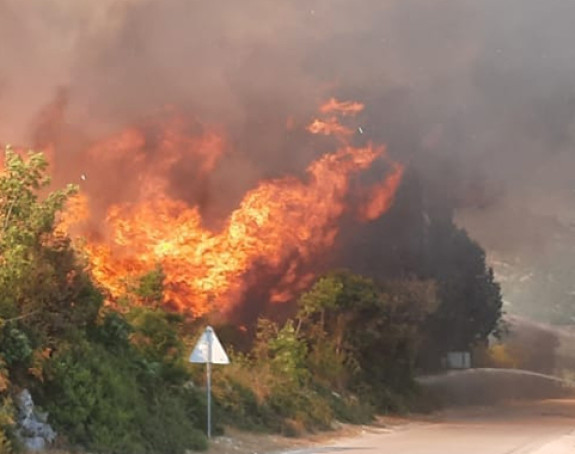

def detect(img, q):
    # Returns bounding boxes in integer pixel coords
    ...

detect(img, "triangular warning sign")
[189,326,230,364]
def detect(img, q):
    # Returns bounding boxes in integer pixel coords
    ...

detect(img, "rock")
[15,389,57,452]
[24,437,45,452]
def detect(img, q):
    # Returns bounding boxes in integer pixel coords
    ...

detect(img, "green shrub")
[39,341,145,453]
[315,386,373,425]
[90,311,133,351]
[212,371,276,432]
[0,396,15,454]
[38,336,207,454]
[0,326,33,367]
[210,318,372,435]
[264,382,331,432]
[141,388,207,454]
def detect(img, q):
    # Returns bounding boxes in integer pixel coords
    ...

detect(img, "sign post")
[189,326,229,438]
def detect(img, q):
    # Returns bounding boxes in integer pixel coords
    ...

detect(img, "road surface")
[285,400,575,454]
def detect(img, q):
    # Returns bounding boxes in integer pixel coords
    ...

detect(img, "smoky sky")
[1,0,575,316]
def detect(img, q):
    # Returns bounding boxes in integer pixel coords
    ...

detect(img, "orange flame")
[360,162,405,221]
[306,118,355,137]
[61,99,404,316]
[319,98,365,116]
[307,98,364,138]
[56,192,90,235]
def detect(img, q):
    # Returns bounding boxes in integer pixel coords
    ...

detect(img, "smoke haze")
[1,0,574,320]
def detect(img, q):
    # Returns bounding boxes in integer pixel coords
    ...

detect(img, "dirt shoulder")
[207,415,418,454]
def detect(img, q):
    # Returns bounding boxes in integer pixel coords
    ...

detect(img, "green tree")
[419,220,503,369]
[296,272,437,410]
[338,170,503,371]
[122,267,189,385]
[0,148,106,450]
[0,149,101,345]
[0,149,207,453]
[132,265,166,307]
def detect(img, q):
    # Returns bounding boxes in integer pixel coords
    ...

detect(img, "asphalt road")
[286,400,575,454]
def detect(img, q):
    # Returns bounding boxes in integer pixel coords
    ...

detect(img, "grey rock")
[14,389,57,452]
[24,437,46,452]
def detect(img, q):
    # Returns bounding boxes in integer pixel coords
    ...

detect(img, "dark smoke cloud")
[1,0,575,319]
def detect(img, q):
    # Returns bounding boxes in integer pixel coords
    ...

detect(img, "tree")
[296,271,437,409]
[0,148,101,365]
[419,220,503,369]
[337,170,503,371]
[0,148,105,451]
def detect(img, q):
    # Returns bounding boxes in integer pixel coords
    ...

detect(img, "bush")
[0,326,33,367]
[37,334,207,454]
[39,341,147,453]
[0,395,15,454]
[141,388,207,454]
[210,318,375,436]
[315,386,373,425]
[212,369,276,432]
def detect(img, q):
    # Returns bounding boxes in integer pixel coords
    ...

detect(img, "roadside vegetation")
[0,150,503,453]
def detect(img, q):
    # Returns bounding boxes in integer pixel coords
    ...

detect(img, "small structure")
[444,351,472,370]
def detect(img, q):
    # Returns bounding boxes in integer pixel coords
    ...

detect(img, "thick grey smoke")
[1,0,574,320]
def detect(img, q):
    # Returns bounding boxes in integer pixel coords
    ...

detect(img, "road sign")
[189,326,229,439]
[190,326,230,364]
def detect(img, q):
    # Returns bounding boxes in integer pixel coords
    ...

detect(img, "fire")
[319,98,364,116]
[82,111,226,199]
[61,99,404,316]
[307,98,365,138]
[306,118,355,138]
[56,192,90,235]
[360,162,405,221]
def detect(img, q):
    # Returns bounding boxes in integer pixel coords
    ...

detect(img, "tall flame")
[62,99,404,316]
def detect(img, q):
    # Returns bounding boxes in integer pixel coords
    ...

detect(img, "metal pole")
[206,361,212,438]
[206,327,213,439]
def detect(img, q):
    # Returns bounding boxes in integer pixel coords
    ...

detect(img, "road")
[285,400,575,454]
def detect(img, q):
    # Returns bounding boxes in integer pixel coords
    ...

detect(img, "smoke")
[1,0,575,318]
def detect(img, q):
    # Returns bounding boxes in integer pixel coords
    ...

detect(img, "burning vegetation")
[58,99,404,316]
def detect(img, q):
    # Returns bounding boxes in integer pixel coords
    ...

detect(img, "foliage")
[211,320,341,435]
[210,270,442,435]
[296,272,436,410]
[0,361,15,454]
[210,272,438,433]
[90,310,133,350]
[0,401,14,454]
[0,151,207,453]
[131,265,165,307]
[254,319,309,386]
[416,221,503,369]
[0,150,96,339]
[39,340,147,453]
[0,325,33,367]
[127,306,189,385]
[140,386,207,454]
[339,170,504,371]
[39,316,207,454]
[0,150,101,371]
[428,224,503,345]
[0,150,105,451]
